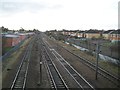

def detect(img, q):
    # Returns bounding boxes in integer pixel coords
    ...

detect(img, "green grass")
[2,47,13,55]
[98,60,119,76]
[101,42,111,46]
[2,37,32,70]
[101,41,118,47]
[58,40,119,77]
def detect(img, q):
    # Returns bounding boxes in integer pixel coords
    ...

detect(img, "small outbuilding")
[2,34,20,47]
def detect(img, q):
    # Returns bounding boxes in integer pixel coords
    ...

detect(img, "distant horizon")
[1,25,118,32]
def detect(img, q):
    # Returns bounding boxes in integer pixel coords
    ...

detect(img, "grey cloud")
[0,1,63,14]
[0,2,46,13]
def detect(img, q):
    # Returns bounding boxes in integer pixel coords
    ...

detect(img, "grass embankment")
[2,37,33,79]
[56,40,119,77]
[2,47,13,55]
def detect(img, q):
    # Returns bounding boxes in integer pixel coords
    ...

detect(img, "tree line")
[1,26,39,33]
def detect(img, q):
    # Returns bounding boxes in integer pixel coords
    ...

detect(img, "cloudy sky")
[0,0,119,31]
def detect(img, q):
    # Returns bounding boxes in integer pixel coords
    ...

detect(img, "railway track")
[10,37,34,89]
[44,34,120,87]
[40,45,69,89]
[51,49,94,89]
[37,33,69,89]
[42,38,95,90]
[60,45,120,87]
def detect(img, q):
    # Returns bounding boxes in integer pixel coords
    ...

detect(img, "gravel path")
[26,38,51,88]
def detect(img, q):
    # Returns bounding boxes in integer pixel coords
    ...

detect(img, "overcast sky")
[0,0,119,31]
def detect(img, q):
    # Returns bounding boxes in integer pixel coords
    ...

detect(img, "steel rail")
[60,45,120,87]
[44,56,57,89]
[41,41,69,89]
[43,38,94,89]
[43,39,84,89]
[53,49,95,88]
[38,41,57,89]
[52,50,95,90]
[10,37,34,89]
[10,44,30,89]
[44,34,120,87]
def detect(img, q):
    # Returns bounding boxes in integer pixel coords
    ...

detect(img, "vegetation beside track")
[2,37,33,80]
[48,36,119,77]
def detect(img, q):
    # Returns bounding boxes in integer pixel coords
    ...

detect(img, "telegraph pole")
[95,43,100,80]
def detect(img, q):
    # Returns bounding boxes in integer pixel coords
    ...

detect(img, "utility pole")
[56,32,59,50]
[95,43,100,80]
[87,39,90,51]
[57,34,58,50]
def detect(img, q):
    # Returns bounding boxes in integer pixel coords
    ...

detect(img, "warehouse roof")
[17,33,27,35]
[2,34,19,38]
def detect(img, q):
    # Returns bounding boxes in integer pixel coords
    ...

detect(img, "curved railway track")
[43,34,120,87]
[51,49,94,89]
[60,45,120,87]
[42,37,95,90]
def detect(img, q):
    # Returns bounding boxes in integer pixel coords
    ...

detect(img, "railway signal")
[40,61,42,85]
[37,49,43,86]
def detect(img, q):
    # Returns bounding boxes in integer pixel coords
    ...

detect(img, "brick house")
[2,34,20,48]
[84,30,102,39]
[17,33,27,41]
[62,30,79,37]
[102,30,114,40]
[109,30,120,42]
[62,30,72,36]
[76,31,86,38]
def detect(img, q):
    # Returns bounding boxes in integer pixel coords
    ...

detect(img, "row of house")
[61,29,120,42]
[2,32,35,48]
